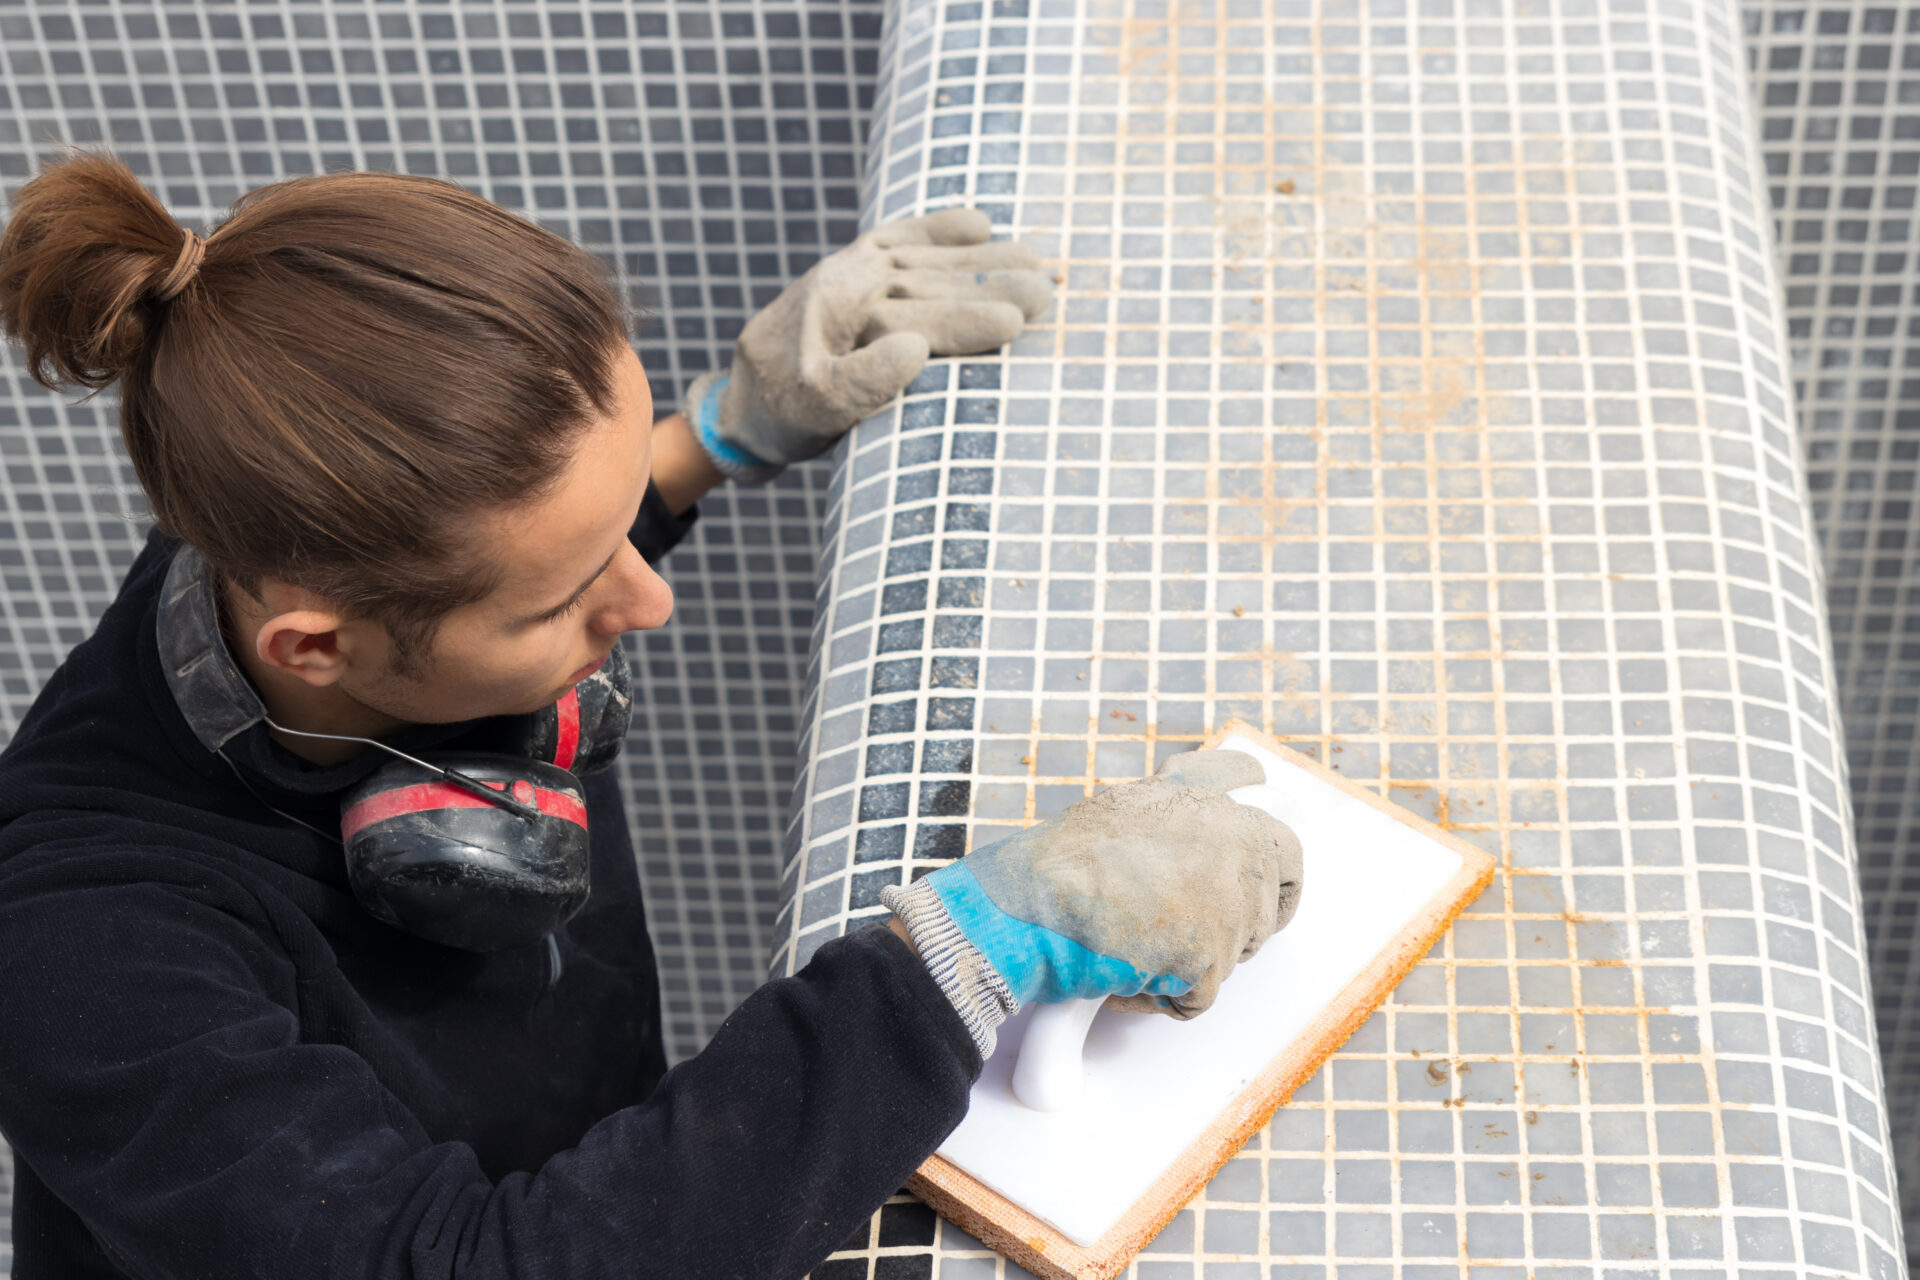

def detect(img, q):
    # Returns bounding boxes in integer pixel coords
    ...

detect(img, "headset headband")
[157,543,271,754]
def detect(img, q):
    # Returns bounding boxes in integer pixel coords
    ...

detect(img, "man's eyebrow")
[522,546,619,625]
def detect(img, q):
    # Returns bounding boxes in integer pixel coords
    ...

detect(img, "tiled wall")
[0,5,883,1266]
[3,0,1919,1275]
[0,7,881,1270]
[780,0,1908,1275]
[1741,0,1920,1240]
[0,0,884,1067]
[0,2,883,1258]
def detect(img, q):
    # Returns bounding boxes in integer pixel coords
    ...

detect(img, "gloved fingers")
[886,267,1057,319]
[1229,809,1306,939]
[866,206,994,248]
[1272,872,1305,933]
[1155,747,1266,791]
[1165,970,1225,1021]
[796,259,901,350]
[887,239,1042,274]
[860,299,1027,356]
[824,330,933,419]
[1260,812,1306,932]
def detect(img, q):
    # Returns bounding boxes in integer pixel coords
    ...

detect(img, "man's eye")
[546,594,589,623]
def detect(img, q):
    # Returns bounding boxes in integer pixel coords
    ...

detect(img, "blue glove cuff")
[689,374,770,475]
[922,861,1192,1007]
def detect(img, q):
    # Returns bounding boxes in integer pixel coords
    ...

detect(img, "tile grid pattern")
[0,0,1915,1276]
[0,0,882,1064]
[782,0,1909,1275]
[0,3,885,1270]
[1739,0,1920,1247]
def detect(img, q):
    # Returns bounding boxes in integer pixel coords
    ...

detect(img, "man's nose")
[591,545,674,635]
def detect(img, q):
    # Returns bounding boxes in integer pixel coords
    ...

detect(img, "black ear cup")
[340,753,591,952]
[499,645,633,776]
[333,653,630,951]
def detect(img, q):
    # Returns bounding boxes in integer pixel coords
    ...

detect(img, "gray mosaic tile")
[3,0,1916,1274]
[1741,0,1920,1263]
[0,0,884,1073]
[0,6,894,1269]
[0,41,909,1280]
[783,0,1909,1275]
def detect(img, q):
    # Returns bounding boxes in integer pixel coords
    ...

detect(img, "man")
[0,155,1299,1277]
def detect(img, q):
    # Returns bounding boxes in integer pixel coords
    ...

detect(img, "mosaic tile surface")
[0,3,881,1271]
[1739,0,1920,1253]
[1,0,1916,1275]
[0,0,888,1060]
[780,0,1910,1275]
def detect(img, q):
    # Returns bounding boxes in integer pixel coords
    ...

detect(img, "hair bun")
[154,230,206,304]
[0,150,202,390]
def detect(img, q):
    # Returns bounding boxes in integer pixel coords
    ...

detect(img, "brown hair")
[0,151,630,670]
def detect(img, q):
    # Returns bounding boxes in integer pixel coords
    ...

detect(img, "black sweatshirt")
[0,484,979,1279]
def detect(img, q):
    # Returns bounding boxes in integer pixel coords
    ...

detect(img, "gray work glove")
[882,750,1304,1053]
[684,207,1054,485]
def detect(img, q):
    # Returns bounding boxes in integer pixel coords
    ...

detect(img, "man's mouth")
[566,653,609,684]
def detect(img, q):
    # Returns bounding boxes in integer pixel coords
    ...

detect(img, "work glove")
[684,207,1054,485]
[882,749,1304,1057]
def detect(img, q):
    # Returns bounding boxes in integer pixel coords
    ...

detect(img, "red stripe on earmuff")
[341,781,588,843]
[553,688,581,771]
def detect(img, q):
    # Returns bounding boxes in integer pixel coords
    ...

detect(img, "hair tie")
[154,229,205,303]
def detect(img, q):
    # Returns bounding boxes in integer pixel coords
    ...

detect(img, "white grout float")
[907,720,1498,1280]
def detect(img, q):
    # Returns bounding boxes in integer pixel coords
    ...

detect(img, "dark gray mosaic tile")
[0,0,884,1072]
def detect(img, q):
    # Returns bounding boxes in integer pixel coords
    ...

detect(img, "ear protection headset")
[157,542,631,952]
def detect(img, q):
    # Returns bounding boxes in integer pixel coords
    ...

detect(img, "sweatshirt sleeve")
[0,859,978,1280]
[631,478,698,564]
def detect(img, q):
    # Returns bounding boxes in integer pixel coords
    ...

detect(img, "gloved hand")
[684,207,1054,484]
[882,749,1304,1053]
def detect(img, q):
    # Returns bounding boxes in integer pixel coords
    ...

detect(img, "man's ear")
[254,608,355,688]
[222,573,388,691]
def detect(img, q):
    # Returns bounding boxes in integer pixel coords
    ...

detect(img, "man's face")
[342,345,674,724]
